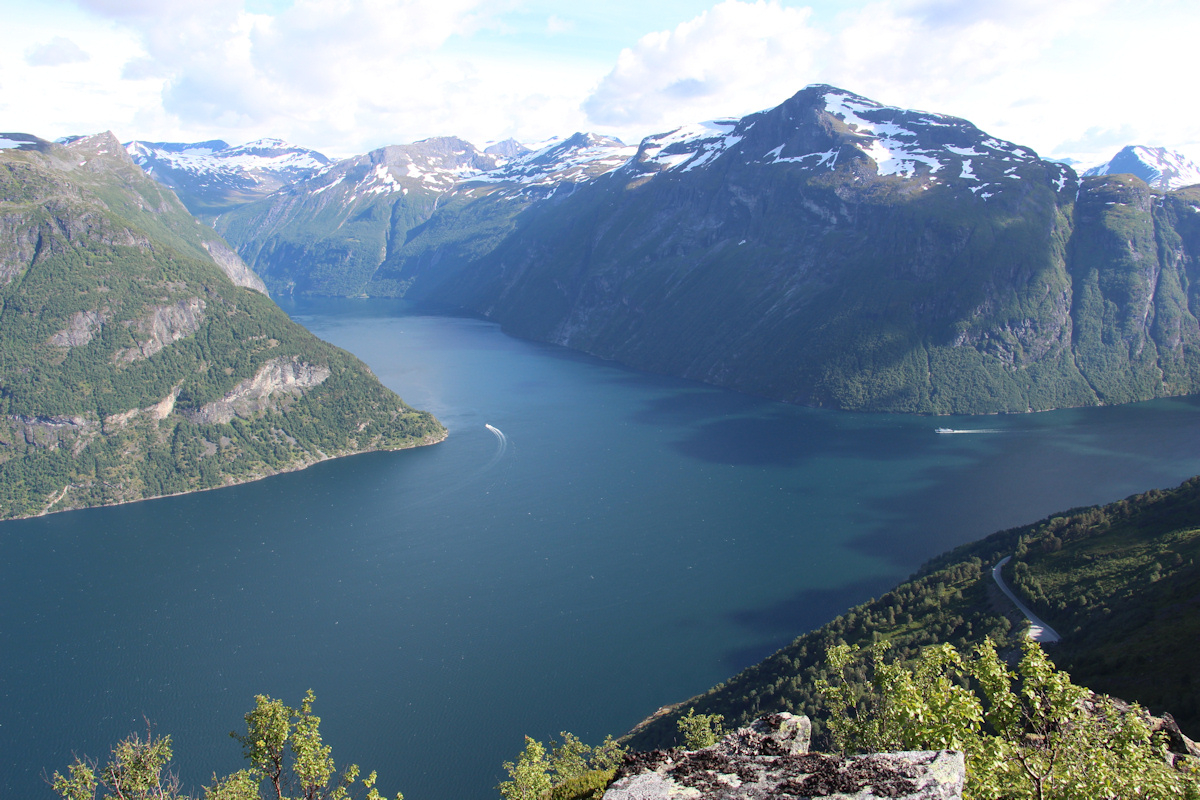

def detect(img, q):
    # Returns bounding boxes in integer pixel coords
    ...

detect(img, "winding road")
[992,556,1061,643]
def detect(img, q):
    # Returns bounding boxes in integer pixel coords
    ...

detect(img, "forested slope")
[0,133,445,519]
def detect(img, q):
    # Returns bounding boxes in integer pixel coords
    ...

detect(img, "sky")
[2,0,1198,165]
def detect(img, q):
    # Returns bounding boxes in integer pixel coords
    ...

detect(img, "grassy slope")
[0,135,445,519]
[626,477,1200,750]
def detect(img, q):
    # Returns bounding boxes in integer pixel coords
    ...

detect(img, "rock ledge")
[604,713,964,800]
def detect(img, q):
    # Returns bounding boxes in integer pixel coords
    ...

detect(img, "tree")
[51,724,185,800]
[52,692,403,800]
[232,695,290,800]
[498,737,552,800]
[676,708,725,750]
[498,732,629,800]
[816,638,1199,800]
[228,690,399,800]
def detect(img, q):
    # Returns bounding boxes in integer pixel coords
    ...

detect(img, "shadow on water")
[720,576,899,673]
[628,386,773,427]
[664,408,939,468]
[847,398,1200,568]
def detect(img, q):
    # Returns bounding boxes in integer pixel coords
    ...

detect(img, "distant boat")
[935,428,954,434]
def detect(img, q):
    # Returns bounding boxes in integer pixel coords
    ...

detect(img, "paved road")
[992,556,1061,643]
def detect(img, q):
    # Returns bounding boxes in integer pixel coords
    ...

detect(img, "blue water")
[4,298,1200,799]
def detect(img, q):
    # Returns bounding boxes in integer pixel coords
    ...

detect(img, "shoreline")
[21,426,449,522]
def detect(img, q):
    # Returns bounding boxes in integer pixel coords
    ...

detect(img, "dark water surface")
[4,298,1200,799]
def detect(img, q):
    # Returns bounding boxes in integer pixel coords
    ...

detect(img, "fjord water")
[5,299,1200,800]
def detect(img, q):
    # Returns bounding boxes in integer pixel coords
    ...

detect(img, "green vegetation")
[817,639,1198,799]
[628,476,1200,749]
[0,135,444,519]
[675,709,725,750]
[50,692,402,800]
[498,733,625,800]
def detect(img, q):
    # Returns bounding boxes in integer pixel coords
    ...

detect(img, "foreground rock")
[605,713,964,799]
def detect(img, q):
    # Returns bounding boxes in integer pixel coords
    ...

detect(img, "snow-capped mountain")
[467,132,635,198]
[616,86,1071,201]
[208,132,641,296]
[124,138,332,216]
[1084,146,1200,190]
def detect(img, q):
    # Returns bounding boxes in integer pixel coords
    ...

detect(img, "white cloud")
[584,1,823,129]
[5,0,1200,165]
[582,0,1200,165]
[25,36,91,67]
[546,14,574,35]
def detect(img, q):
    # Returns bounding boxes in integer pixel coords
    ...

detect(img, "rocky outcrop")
[49,309,107,347]
[115,298,206,362]
[605,714,964,800]
[102,387,180,431]
[185,357,330,424]
[1,414,95,453]
[201,238,268,295]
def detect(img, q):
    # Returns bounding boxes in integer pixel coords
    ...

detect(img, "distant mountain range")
[0,132,444,519]
[125,86,1200,415]
[124,137,331,217]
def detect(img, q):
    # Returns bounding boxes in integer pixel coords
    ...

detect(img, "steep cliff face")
[0,132,444,519]
[1067,176,1200,404]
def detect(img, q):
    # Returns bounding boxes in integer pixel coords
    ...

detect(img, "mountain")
[1084,145,1200,190]
[627,475,1200,750]
[212,133,634,297]
[392,85,1200,414]
[125,137,331,218]
[0,131,445,519]
[175,86,1200,415]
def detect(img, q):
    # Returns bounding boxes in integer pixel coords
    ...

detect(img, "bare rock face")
[185,356,330,425]
[201,238,268,295]
[1,414,95,453]
[116,298,206,362]
[604,714,964,800]
[49,309,107,347]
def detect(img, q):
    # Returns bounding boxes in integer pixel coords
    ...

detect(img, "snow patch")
[312,175,344,195]
[822,91,946,177]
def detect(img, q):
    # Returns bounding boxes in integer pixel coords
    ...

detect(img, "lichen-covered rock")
[604,714,963,799]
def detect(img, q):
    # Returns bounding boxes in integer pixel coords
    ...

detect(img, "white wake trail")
[483,423,508,469]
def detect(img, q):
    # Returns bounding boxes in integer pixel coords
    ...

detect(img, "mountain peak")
[484,138,530,159]
[1084,145,1200,190]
